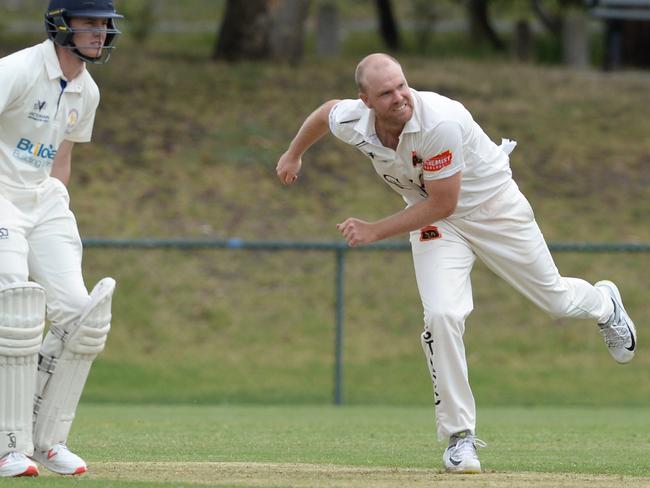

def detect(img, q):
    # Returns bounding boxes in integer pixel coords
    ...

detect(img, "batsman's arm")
[276,99,340,185]
[51,140,75,186]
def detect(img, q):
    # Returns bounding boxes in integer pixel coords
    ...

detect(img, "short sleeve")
[328,99,365,144]
[0,61,26,115]
[65,82,100,143]
[420,121,465,181]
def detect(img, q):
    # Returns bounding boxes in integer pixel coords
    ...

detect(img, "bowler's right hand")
[276,151,302,185]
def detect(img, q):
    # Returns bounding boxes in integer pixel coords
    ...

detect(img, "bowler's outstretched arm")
[276,100,340,185]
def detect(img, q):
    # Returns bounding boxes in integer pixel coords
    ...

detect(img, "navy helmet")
[45,0,124,64]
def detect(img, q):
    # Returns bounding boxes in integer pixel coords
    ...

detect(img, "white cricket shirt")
[328,88,513,217]
[0,40,99,188]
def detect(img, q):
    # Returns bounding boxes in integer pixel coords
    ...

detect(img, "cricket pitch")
[41,462,650,487]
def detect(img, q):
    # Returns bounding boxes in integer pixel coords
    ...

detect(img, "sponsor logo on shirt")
[28,99,50,123]
[423,150,453,172]
[382,174,428,199]
[0,228,9,240]
[13,138,57,169]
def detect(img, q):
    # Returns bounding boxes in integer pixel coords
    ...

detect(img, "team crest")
[412,151,422,167]
[65,109,79,134]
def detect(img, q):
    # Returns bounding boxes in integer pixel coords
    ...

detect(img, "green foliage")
[121,0,157,44]
[533,31,564,64]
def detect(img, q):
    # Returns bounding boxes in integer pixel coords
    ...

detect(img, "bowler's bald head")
[355,53,403,93]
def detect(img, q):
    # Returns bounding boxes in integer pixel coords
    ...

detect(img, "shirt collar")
[42,39,85,94]
[402,109,421,134]
[353,90,422,140]
[402,88,421,134]
[354,107,376,138]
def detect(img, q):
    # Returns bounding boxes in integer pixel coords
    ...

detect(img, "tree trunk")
[514,19,532,62]
[213,0,311,63]
[375,0,400,51]
[268,0,311,64]
[316,2,340,57]
[467,0,505,51]
[213,0,271,61]
[562,10,589,69]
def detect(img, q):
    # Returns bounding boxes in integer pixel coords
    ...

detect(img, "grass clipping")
[55,462,649,487]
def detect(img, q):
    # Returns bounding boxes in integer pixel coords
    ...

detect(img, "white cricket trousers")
[410,179,613,440]
[0,177,89,328]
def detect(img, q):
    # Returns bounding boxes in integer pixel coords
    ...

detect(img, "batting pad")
[33,277,115,450]
[0,282,46,457]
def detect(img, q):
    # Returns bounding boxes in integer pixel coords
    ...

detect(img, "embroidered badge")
[419,225,441,241]
[423,150,453,172]
[65,109,79,134]
[412,151,423,167]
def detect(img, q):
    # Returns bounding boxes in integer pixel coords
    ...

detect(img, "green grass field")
[3,404,650,487]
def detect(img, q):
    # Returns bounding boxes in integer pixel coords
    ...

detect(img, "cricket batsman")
[0,0,123,477]
[275,53,637,473]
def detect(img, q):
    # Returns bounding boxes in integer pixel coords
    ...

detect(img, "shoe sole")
[34,464,87,476]
[444,459,482,474]
[18,465,39,477]
[445,466,482,474]
[596,280,637,364]
[0,465,39,477]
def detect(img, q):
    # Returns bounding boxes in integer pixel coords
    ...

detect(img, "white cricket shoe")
[596,280,637,364]
[442,431,486,474]
[32,443,87,475]
[0,452,39,477]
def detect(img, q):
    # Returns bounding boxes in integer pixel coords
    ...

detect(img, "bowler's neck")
[375,120,404,150]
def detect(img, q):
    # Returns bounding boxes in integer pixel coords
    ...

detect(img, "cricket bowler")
[276,53,637,473]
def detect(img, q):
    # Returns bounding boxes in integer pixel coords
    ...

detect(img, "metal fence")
[83,237,650,404]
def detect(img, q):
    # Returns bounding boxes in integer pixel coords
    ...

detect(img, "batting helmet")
[45,0,124,64]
